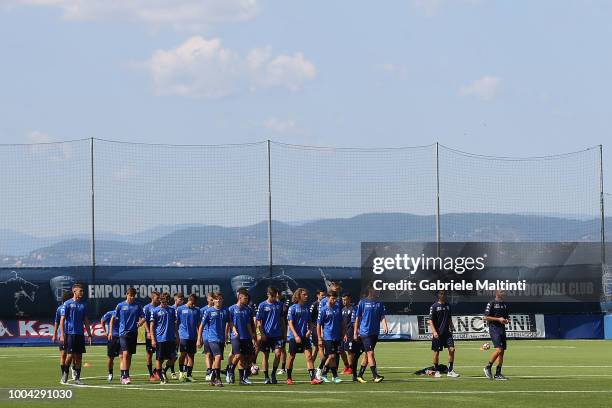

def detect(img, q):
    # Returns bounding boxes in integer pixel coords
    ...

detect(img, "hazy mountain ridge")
[0,213,609,267]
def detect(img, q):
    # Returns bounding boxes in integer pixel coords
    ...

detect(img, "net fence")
[0,139,605,268]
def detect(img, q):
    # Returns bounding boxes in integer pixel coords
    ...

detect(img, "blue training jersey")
[200,306,211,341]
[256,300,284,337]
[114,301,144,336]
[177,304,201,340]
[318,296,342,315]
[287,303,310,340]
[61,299,88,335]
[202,307,230,343]
[229,304,253,340]
[356,299,385,336]
[317,300,343,341]
[151,305,177,342]
[101,310,120,337]
[54,305,65,337]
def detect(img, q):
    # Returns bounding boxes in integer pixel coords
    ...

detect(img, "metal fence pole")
[436,142,441,256]
[600,144,606,265]
[90,137,96,282]
[267,140,273,277]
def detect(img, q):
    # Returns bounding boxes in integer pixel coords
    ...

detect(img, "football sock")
[448,362,454,371]
[358,365,367,377]
[496,365,502,375]
[370,366,378,378]
[147,364,153,376]
[330,367,338,377]
[318,359,326,370]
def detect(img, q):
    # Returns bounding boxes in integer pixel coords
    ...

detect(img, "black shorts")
[342,338,362,354]
[202,340,211,354]
[259,336,284,353]
[490,329,507,350]
[107,337,121,358]
[58,344,65,352]
[323,339,341,355]
[361,335,378,352]
[208,342,225,357]
[156,341,177,361]
[120,332,138,354]
[311,331,318,345]
[145,337,156,354]
[180,339,197,354]
[231,337,255,356]
[65,334,86,354]
[288,338,312,354]
[432,334,455,351]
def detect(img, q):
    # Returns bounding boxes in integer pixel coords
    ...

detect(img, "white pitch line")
[65,383,612,395]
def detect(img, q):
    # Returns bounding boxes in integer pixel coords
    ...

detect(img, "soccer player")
[256,286,285,384]
[354,286,388,383]
[198,292,230,387]
[275,291,289,376]
[201,292,214,381]
[310,289,326,369]
[286,288,322,385]
[59,284,92,385]
[101,309,120,382]
[150,292,179,384]
[228,289,257,385]
[110,287,145,385]
[143,291,160,382]
[483,289,509,381]
[315,283,342,378]
[168,292,185,379]
[429,290,459,378]
[316,290,344,384]
[340,293,360,378]
[51,292,72,383]
[176,293,201,382]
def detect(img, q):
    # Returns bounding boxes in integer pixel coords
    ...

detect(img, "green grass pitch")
[1,340,611,407]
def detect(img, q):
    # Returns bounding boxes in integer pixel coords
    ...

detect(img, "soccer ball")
[250,365,260,375]
[480,342,491,351]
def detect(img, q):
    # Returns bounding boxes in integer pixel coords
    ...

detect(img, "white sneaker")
[178,372,186,382]
[447,370,460,378]
[315,368,322,380]
[276,368,286,376]
[171,372,178,380]
[433,371,441,378]
[107,373,113,382]
[205,374,212,381]
[71,367,76,380]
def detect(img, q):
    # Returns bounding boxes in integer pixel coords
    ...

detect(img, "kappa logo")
[0,321,14,337]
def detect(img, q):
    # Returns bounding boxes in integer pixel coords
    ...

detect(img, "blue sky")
[0,0,610,235]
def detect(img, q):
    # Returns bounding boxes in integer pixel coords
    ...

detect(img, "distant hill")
[0,213,609,267]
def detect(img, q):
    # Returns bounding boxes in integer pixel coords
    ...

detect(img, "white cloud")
[374,63,409,80]
[262,117,296,133]
[25,131,73,161]
[412,0,443,16]
[146,36,316,98]
[460,75,501,101]
[3,0,259,29]
[412,0,484,16]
